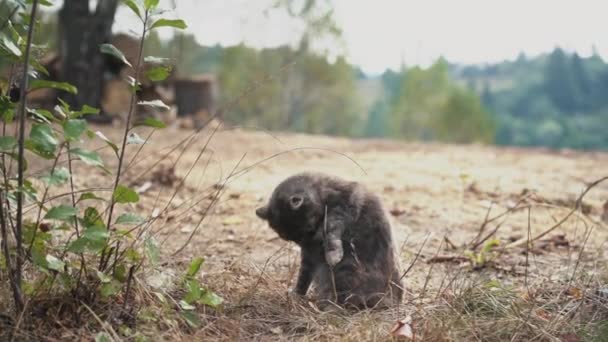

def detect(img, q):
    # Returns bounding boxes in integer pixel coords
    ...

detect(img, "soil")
[73,123,608,286]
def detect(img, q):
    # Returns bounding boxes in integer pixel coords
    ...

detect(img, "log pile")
[17,33,218,128]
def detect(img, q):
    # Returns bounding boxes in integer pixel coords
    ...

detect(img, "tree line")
[454,48,608,149]
[5,5,607,150]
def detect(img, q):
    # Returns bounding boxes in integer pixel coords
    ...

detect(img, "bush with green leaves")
[0,0,221,335]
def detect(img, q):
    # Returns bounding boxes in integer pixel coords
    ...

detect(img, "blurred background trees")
[4,0,608,149]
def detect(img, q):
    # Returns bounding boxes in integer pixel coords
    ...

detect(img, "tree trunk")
[59,0,118,122]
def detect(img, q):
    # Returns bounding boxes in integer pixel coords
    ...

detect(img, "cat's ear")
[289,195,304,210]
[255,205,269,220]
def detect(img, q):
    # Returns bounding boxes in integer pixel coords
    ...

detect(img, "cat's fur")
[255,172,403,309]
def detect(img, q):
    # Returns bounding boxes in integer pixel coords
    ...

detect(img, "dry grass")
[4,252,607,341]
[2,125,608,341]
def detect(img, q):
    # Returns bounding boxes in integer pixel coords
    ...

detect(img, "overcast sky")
[112,0,608,74]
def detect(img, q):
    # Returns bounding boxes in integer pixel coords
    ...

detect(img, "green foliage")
[144,0,160,10]
[115,213,144,225]
[29,80,77,94]
[456,48,608,150]
[26,123,59,158]
[100,43,132,67]
[150,19,187,30]
[41,167,70,186]
[68,225,108,253]
[145,65,172,81]
[144,236,160,266]
[70,147,106,169]
[0,5,222,340]
[123,0,143,19]
[385,60,495,143]
[180,257,223,311]
[134,116,167,128]
[44,205,77,221]
[217,45,362,136]
[0,136,17,151]
[113,185,140,204]
[62,119,87,141]
[465,239,500,267]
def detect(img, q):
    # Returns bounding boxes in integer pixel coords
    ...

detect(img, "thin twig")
[399,233,430,280]
[524,206,531,290]
[470,201,493,247]
[105,8,149,231]
[28,144,64,255]
[14,0,40,314]
[506,176,608,249]
[0,191,23,311]
[171,153,247,255]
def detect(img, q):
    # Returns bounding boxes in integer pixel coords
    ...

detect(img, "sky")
[112,0,608,74]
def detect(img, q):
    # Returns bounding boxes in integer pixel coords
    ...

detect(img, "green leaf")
[187,257,204,277]
[29,123,58,156]
[72,105,100,118]
[45,255,65,272]
[179,300,195,310]
[113,185,139,204]
[0,136,17,151]
[200,290,223,307]
[137,99,170,111]
[28,108,55,123]
[63,119,87,141]
[181,311,200,328]
[95,332,112,342]
[24,139,54,159]
[123,0,142,19]
[29,80,77,94]
[16,179,36,200]
[141,117,167,129]
[145,236,160,266]
[96,270,112,283]
[0,33,21,57]
[41,167,70,186]
[124,248,142,263]
[0,96,15,123]
[94,131,119,156]
[115,264,128,282]
[115,213,144,225]
[100,43,132,67]
[100,280,121,297]
[83,207,104,227]
[127,132,146,145]
[44,205,77,221]
[78,192,106,202]
[146,65,172,82]
[30,0,53,6]
[68,225,108,253]
[70,148,105,168]
[482,239,500,255]
[30,59,50,77]
[150,18,187,30]
[144,0,159,10]
[31,239,48,270]
[184,279,202,304]
[125,76,141,93]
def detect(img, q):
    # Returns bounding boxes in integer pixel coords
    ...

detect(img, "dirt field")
[19,122,608,340]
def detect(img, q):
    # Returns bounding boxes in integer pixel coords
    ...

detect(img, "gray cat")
[255,172,403,309]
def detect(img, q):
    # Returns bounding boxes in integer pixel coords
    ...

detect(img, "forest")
[143,31,608,150]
